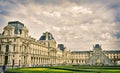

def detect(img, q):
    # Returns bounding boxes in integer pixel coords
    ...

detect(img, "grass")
[5,65,120,73]
[19,68,46,71]
[6,67,72,73]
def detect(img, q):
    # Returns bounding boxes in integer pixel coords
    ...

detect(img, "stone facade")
[0,21,120,67]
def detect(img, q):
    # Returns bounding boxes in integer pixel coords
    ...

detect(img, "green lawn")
[5,65,120,73]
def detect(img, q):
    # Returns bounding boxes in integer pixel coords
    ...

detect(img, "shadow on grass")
[48,67,94,72]
[5,71,21,73]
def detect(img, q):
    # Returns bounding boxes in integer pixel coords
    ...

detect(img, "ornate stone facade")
[0,21,120,67]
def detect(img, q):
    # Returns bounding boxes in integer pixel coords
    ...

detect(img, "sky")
[0,0,120,51]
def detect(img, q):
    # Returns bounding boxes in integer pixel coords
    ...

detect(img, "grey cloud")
[0,0,120,50]
[115,32,120,39]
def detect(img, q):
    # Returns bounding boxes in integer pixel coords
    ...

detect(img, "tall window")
[6,45,9,52]
[0,45,1,51]
[14,38,16,42]
[13,44,15,52]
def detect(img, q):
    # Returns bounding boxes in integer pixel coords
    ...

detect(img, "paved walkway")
[0,67,4,73]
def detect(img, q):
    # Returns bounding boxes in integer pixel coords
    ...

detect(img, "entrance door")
[4,56,8,65]
[12,60,14,67]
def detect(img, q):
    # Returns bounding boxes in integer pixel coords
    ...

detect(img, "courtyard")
[5,65,120,73]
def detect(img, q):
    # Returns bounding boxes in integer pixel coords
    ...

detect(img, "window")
[117,56,119,59]
[13,44,15,52]
[0,45,1,51]
[6,45,9,52]
[14,38,16,42]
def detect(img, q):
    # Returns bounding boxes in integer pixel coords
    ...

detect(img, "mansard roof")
[58,44,65,51]
[71,51,91,53]
[8,21,24,26]
[94,44,101,49]
[103,50,120,53]
[8,21,25,34]
[39,32,55,40]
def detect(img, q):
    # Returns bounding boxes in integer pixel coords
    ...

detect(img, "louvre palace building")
[0,21,120,67]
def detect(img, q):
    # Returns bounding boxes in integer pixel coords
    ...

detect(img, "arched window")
[6,45,9,52]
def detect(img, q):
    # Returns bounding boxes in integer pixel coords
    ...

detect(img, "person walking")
[2,65,6,73]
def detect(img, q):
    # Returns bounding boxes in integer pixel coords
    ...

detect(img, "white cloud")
[71,5,93,15]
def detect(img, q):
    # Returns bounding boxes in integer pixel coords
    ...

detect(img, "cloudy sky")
[0,0,120,51]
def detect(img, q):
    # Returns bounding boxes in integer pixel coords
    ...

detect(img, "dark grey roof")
[58,44,65,51]
[8,21,24,34]
[71,51,91,53]
[40,36,46,40]
[71,50,120,54]
[103,50,120,53]
[8,21,24,26]
[94,44,101,49]
[39,32,55,40]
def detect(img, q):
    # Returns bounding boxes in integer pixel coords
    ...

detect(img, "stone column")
[27,55,31,67]
[0,55,3,66]
[1,45,5,52]
[14,54,19,67]
[8,55,12,66]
